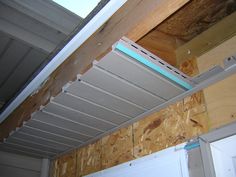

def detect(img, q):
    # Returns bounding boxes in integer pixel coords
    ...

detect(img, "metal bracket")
[224,54,236,69]
[192,66,224,84]
[192,54,236,84]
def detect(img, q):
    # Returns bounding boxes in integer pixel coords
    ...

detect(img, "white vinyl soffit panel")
[2,37,236,158]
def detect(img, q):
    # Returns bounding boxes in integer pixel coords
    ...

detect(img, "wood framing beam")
[124,0,189,42]
[0,0,189,141]
[197,36,236,129]
[176,12,236,65]
[137,30,182,66]
[157,0,235,42]
[136,0,235,67]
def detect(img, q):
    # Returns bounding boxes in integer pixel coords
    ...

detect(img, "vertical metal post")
[199,138,216,177]
[40,158,50,177]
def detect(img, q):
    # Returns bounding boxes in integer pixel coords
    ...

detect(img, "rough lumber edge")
[137,30,180,66]
[0,0,189,141]
[157,0,236,42]
[176,12,236,65]
[126,0,189,42]
[137,0,236,67]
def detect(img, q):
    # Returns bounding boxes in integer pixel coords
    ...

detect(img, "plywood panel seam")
[131,124,135,158]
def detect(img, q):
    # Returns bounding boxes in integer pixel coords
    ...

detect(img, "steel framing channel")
[199,122,236,177]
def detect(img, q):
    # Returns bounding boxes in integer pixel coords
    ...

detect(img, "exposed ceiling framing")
[0,0,235,159]
[137,0,236,66]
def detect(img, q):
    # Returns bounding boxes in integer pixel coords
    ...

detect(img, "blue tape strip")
[115,43,192,90]
[184,142,200,151]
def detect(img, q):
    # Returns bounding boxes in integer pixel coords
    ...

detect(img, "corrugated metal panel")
[0,165,40,177]
[0,47,47,103]
[0,151,42,177]
[0,38,29,87]
[0,32,11,54]
[1,0,80,35]
[0,0,82,110]
[2,142,56,157]
[0,3,65,49]
[0,150,42,171]
[0,144,44,158]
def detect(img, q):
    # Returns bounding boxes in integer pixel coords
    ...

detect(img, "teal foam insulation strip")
[115,43,192,90]
[184,142,200,151]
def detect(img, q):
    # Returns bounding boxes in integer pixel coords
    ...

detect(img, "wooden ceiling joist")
[137,0,236,66]
[176,12,236,64]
